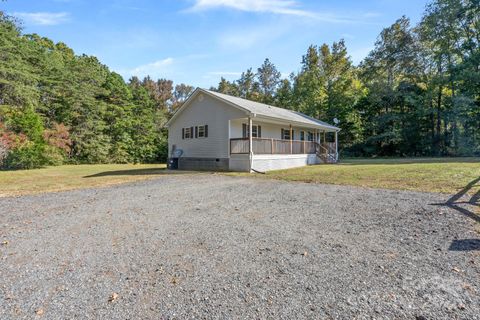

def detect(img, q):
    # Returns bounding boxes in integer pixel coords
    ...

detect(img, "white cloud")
[14,12,70,26]
[187,0,377,23]
[130,58,174,75]
[218,23,289,50]
[188,0,314,17]
[120,58,175,78]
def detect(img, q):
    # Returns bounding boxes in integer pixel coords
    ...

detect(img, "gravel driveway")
[1,174,479,319]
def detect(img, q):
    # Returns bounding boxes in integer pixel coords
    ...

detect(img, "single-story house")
[165,88,340,172]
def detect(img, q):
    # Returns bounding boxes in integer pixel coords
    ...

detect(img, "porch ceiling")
[232,115,339,132]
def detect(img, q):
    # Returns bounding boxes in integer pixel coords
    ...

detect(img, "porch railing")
[230,138,317,155]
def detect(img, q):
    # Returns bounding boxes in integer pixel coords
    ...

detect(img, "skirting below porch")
[229,154,320,172]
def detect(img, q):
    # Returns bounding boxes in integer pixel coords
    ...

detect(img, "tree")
[256,58,281,104]
[236,68,259,100]
[172,83,194,111]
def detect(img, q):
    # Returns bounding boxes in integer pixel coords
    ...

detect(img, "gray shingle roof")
[203,89,340,131]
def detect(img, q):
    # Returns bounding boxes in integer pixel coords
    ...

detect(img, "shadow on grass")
[431,176,480,224]
[83,167,191,178]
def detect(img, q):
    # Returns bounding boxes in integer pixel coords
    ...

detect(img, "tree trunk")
[436,85,442,155]
[430,99,435,153]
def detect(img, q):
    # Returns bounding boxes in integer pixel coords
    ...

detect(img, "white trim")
[248,117,253,172]
[166,88,341,132]
[165,88,250,127]
[227,119,231,155]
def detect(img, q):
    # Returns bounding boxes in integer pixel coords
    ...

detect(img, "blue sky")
[3,0,430,88]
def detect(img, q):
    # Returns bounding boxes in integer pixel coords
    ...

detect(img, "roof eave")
[253,114,340,131]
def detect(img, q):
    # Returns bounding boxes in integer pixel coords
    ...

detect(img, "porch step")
[316,153,337,164]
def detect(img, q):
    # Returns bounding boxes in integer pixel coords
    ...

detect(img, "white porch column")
[335,130,338,162]
[248,116,253,171]
[289,124,293,154]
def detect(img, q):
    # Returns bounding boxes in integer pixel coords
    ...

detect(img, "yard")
[1,158,479,197]
[0,164,169,197]
[234,157,480,195]
[0,174,478,319]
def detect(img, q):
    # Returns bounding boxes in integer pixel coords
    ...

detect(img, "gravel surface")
[1,174,479,319]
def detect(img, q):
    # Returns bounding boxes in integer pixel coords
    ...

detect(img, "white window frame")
[184,127,192,139]
[243,124,260,138]
[282,129,291,140]
[198,125,206,138]
[251,125,259,138]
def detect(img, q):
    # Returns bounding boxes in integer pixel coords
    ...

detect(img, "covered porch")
[229,117,338,159]
[228,116,339,172]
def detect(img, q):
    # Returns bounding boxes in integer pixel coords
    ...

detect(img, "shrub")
[3,142,46,169]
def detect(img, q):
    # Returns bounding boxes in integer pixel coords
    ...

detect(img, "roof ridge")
[201,88,340,131]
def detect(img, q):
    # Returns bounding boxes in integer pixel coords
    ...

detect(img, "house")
[165,88,340,172]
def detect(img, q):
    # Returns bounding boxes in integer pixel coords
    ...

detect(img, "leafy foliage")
[212,0,480,157]
[0,11,190,169]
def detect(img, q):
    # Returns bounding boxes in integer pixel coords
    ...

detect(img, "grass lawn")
[0,164,171,197]
[231,157,480,195]
[1,158,480,198]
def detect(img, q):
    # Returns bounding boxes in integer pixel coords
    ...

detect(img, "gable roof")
[166,88,340,131]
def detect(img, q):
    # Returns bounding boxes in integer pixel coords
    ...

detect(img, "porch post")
[248,117,253,154]
[289,124,293,154]
[335,130,338,162]
[303,136,306,154]
[248,117,253,171]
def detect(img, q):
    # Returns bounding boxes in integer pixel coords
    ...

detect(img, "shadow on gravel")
[431,177,480,223]
[83,168,190,178]
[449,239,480,251]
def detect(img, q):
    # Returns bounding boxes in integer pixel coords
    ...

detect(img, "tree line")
[0,0,478,169]
[211,0,479,157]
[0,11,194,169]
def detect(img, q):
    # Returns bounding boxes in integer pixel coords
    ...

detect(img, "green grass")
[0,164,172,197]
[2,158,480,199]
[229,157,480,195]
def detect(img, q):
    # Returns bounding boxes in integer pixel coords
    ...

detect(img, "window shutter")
[182,128,185,139]
[242,123,247,138]
[292,130,294,140]
[281,128,284,139]
[258,125,261,138]
[195,126,198,138]
[190,127,193,139]
[205,125,208,137]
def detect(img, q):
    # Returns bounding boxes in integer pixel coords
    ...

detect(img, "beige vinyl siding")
[168,93,246,158]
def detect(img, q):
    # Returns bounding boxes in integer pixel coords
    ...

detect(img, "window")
[281,128,291,140]
[252,125,258,138]
[183,125,208,139]
[183,127,192,139]
[198,125,206,138]
[307,131,314,141]
[242,124,261,138]
[300,131,305,141]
